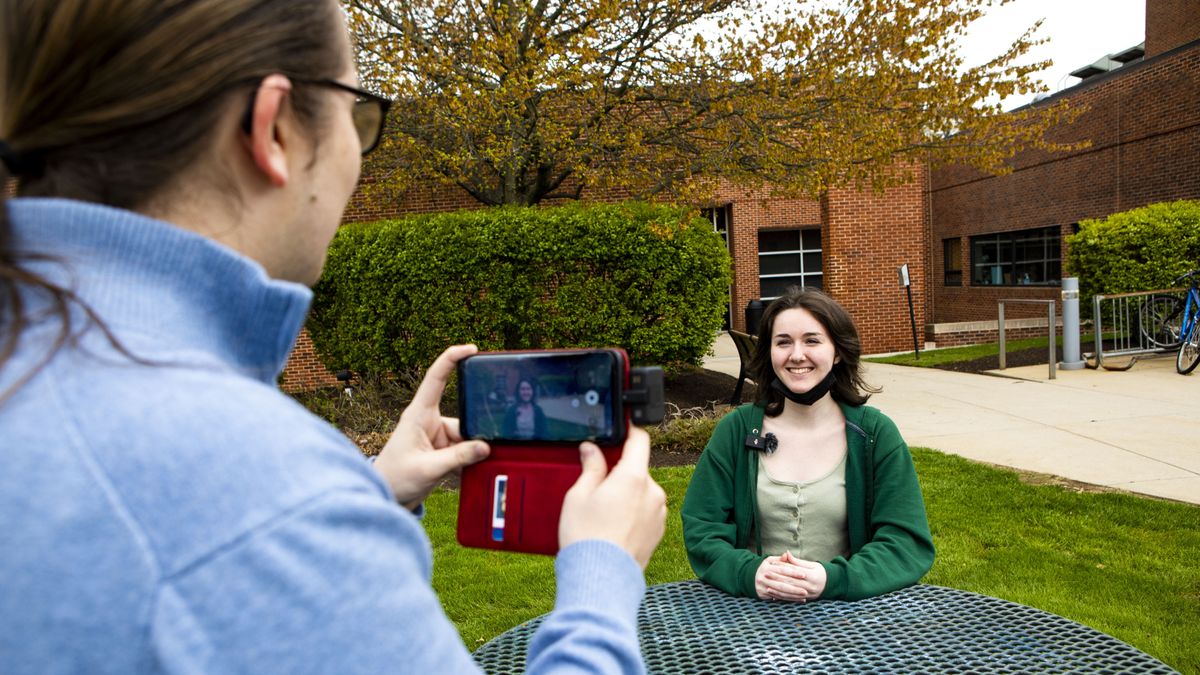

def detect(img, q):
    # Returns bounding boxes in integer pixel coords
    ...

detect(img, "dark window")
[970,226,1061,286]
[943,237,962,286]
[758,228,822,299]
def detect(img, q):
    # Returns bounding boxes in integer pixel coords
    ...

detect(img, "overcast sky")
[958,0,1146,109]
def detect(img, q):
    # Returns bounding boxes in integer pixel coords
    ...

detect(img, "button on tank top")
[755,452,850,561]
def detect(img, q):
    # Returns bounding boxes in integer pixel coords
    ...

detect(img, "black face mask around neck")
[771,369,837,406]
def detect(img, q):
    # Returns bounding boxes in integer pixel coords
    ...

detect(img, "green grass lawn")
[865,335,1063,367]
[427,449,1200,672]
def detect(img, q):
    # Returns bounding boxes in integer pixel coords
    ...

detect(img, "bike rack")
[1088,288,1185,370]
[998,299,1057,379]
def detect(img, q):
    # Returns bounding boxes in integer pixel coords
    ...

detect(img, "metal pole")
[998,301,1006,370]
[906,285,920,359]
[1048,302,1057,380]
[1061,278,1084,370]
[1093,295,1103,368]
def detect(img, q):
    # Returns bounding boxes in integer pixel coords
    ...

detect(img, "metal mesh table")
[473,580,1177,673]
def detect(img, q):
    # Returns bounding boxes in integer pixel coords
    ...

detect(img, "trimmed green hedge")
[308,202,732,373]
[1066,200,1200,303]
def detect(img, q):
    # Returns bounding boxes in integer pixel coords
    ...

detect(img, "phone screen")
[459,351,621,443]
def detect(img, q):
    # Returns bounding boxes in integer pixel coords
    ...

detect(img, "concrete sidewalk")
[703,332,1200,505]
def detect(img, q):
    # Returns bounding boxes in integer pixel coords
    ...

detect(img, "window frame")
[757,227,822,299]
[969,226,1062,287]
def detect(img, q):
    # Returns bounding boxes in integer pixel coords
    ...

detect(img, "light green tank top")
[755,452,850,561]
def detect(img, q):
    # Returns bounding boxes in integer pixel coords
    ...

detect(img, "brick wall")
[280,331,341,393]
[1146,0,1200,58]
[930,35,1200,325]
[931,323,1056,348]
[342,178,482,223]
[822,168,929,354]
[706,175,930,356]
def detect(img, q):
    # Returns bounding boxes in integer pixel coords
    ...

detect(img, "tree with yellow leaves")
[346,0,1079,206]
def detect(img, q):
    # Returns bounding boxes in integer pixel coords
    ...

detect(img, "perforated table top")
[472,580,1177,673]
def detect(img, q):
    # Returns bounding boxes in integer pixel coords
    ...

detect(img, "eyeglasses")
[292,78,392,155]
[240,77,393,156]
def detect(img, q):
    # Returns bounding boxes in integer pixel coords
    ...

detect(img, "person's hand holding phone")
[557,427,667,569]
[374,345,491,511]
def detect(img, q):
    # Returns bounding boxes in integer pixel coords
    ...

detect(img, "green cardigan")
[681,402,934,601]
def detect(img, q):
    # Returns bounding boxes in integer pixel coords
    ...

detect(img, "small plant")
[648,405,727,456]
[290,372,426,456]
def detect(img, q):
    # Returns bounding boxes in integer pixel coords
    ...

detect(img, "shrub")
[308,202,732,374]
[648,411,723,455]
[1066,200,1200,305]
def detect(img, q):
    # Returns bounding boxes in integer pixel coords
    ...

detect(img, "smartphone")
[458,349,626,445]
[457,348,665,555]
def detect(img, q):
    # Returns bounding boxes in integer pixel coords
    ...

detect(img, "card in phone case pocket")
[457,446,619,556]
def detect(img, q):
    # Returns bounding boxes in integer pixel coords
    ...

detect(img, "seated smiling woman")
[681,288,934,602]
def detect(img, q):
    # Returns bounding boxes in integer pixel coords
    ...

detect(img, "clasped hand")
[372,344,666,568]
[755,551,827,602]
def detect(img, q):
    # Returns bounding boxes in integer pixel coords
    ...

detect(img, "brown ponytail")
[0,182,86,403]
[0,0,347,402]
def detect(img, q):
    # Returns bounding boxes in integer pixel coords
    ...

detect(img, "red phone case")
[456,445,623,555]
[456,349,629,556]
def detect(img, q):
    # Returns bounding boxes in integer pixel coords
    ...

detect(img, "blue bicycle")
[1156,267,1200,372]
[1176,271,1200,374]
[1142,270,1200,374]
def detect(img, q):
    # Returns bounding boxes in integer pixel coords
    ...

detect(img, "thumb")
[570,442,609,493]
[424,440,490,479]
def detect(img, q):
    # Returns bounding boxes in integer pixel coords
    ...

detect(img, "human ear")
[246,74,293,187]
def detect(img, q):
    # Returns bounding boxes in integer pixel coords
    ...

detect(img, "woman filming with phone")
[0,1,665,671]
[681,288,934,602]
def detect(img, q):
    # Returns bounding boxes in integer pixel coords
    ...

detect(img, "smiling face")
[770,307,840,395]
[518,380,534,402]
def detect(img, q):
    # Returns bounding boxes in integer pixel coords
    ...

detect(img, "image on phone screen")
[460,351,619,443]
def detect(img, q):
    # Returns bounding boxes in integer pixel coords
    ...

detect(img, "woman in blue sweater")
[0,1,665,672]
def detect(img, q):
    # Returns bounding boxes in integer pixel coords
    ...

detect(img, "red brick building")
[928,0,1200,344]
[283,0,1199,390]
[706,172,928,352]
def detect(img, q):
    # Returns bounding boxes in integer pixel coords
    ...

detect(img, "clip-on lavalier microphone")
[744,430,778,454]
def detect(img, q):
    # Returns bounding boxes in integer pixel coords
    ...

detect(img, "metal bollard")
[1061,278,1085,370]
